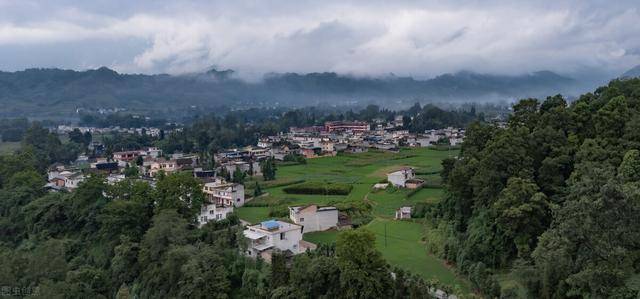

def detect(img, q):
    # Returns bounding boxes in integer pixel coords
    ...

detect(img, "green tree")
[336,229,392,298]
[253,181,262,198]
[154,172,204,220]
[493,177,550,258]
[618,149,640,182]
[232,166,246,184]
[178,247,231,299]
[261,157,277,181]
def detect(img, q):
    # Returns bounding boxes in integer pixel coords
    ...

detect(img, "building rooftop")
[247,220,301,234]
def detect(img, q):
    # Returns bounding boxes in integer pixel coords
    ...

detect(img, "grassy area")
[367,219,470,292]
[0,141,21,154]
[368,187,444,217]
[235,207,270,224]
[239,148,457,223]
[237,148,468,292]
[303,230,340,245]
[301,220,471,293]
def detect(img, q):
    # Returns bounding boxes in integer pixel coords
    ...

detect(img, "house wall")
[388,172,407,187]
[198,204,233,227]
[272,228,303,253]
[292,209,339,233]
[233,185,245,207]
[387,170,415,187]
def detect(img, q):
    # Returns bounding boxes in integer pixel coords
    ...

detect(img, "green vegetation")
[282,181,353,195]
[434,78,640,297]
[0,141,20,154]
[235,207,271,224]
[239,147,471,293]
[304,220,472,292]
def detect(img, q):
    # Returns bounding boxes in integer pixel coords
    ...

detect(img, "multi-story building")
[113,151,140,162]
[243,220,310,261]
[289,205,338,233]
[324,121,370,133]
[198,179,245,226]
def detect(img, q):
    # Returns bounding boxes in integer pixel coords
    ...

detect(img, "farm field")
[238,147,470,291]
[239,148,456,222]
[303,219,471,292]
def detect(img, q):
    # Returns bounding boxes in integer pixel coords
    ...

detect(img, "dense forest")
[433,78,640,297]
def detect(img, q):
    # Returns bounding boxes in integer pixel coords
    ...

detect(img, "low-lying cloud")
[0,0,638,79]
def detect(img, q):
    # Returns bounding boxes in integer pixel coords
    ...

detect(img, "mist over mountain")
[0,67,583,118]
[622,65,640,78]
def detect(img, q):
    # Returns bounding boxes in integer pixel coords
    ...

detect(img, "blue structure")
[261,220,280,230]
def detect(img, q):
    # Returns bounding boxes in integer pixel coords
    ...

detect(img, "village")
[44,117,465,263]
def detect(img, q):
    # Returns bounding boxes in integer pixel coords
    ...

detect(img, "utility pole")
[384,222,387,248]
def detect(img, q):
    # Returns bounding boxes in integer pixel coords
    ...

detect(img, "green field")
[303,220,470,292]
[235,207,271,224]
[237,148,469,291]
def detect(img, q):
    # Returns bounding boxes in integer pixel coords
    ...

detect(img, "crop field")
[237,147,468,290]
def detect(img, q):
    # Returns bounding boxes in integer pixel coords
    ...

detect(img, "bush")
[282,181,352,195]
[350,215,373,228]
[283,153,307,164]
[268,205,289,218]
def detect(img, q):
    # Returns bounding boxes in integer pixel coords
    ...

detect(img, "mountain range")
[0,67,587,118]
[622,65,640,78]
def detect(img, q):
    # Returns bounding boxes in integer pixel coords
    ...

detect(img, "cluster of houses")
[56,124,177,138]
[253,120,464,160]
[45,147,198,192]
[43,118,463,262]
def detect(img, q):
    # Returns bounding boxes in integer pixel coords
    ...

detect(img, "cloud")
[0,0,638,78]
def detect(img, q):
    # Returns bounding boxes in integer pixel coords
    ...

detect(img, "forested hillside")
[0,67,577,117]
[435,78,640,297]
[0,115,456,298]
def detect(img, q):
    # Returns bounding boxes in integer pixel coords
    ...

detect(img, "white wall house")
[198,178,245,226]
[243,220,305,259]
[395,206,412,219]
[64,173,85,190]
[387,167,415,188]
[289,205,338,233]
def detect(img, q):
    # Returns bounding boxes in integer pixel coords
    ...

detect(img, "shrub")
[282,181,352,195]
[268,205,289,218]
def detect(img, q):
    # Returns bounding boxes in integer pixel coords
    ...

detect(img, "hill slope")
[0,67,578,117]
[622,65,640,78]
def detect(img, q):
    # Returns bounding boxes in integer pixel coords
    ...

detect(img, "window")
[300,217,305,222]
[216,214,221,220]
[280,232,285,240]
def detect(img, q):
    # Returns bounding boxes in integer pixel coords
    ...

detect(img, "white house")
[395,206,412,219]
[289,205,338,233]
[63,172,85,190]
[198,179,245,226]
[387,167,415,187]
[243,220,308,260]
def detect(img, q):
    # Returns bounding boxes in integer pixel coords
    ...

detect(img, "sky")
[0,0,639,79]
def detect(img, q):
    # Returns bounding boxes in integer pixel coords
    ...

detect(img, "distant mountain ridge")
[622,65,640,78]
[0,67,579,118]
